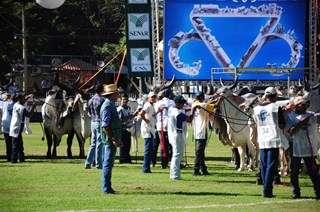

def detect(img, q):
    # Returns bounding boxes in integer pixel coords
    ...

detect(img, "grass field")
[0,124,319,211]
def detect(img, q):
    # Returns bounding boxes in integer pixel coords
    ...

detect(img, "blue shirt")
[176,113,187,133]
[100,98,122,144]
[88,94,104,122]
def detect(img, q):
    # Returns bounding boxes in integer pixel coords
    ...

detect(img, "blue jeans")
[142,135,154,172]
[260,148,279,196]
[85,121,103,168]
[101,143,116,193]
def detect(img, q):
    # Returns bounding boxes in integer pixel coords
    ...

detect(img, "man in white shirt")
[192,92,210,176]
[10,93,27,163]
[253,87,283,198]
[140,91,157,173]
[152,89,175,168]
[1,92,14,161]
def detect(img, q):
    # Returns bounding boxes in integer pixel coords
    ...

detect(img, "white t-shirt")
[140,101,156,138]
[253,103,282,149]
[9,102,26,138]
[154,97,175,131]
[193,107,209,139]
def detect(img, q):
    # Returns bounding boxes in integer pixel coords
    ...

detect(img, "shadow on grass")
[123,190,263,197]
[127,190,242,196]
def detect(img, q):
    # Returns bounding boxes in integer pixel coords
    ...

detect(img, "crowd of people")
[0,82,319,199]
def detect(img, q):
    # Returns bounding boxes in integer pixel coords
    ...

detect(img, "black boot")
[201,167,210,175]
[193,168,201,176]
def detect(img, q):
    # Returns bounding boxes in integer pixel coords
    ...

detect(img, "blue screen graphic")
[164,0,307,81]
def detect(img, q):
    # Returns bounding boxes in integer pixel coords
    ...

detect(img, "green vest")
[100,98,122,145]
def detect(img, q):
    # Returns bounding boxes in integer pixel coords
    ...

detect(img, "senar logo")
[130,14,148,28]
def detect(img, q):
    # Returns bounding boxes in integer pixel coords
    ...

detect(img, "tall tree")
[0,0,126,82]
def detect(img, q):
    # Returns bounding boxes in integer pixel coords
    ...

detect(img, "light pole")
[22,1,28,92]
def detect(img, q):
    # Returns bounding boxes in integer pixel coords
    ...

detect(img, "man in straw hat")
[100,83,122,194]
[285,95,320,199]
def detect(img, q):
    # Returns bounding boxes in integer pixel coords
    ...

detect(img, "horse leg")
[44,127,52,159]
[67,130,75,159]
[237,145,245,171]
[52,134,59,158]
[247,141,256,171]
[75,132,85,159]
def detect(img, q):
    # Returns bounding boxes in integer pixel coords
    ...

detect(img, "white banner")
[128,13,150,40]
[130,48,152,73]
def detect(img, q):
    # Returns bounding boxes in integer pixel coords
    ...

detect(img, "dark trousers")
[194,139,207,171]
[4,133,12,162]
[260,148,279,195]
[119,129,131,163]
[11,133,25,163]
[152,131,172,168]
[291,156,320,198]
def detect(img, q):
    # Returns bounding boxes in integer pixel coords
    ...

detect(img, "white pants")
[170,133,185,180]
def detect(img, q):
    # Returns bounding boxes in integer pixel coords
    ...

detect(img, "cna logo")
[132,49,149,61]
[130,48,152,72]
[128,13,150,40]
[232,0,257,3]
[130,14,148,28]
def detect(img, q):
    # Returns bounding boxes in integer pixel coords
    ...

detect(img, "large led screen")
[164,0,307,81]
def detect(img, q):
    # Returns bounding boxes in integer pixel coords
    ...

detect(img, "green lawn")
[0,124,319,211]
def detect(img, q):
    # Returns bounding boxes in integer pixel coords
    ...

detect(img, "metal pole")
[22,3,28,92]
[287,73,290,94]
[139,77,142,97]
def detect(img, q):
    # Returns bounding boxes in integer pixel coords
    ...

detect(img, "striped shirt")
[88,94,104,122]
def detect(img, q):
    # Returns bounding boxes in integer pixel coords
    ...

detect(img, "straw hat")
[102,84,118,96]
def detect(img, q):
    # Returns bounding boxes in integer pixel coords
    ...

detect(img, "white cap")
[147,91,156,98]
[293,96,309,106]
[264,87,277,96]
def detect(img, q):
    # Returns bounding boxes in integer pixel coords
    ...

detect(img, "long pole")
[22,3,28,92]
[115,49,127,84]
